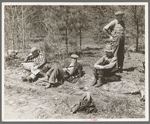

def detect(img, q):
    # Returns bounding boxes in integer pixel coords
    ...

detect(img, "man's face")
[71,58,77,64]
[106,52,113,57]
[116,14,124,21]
[32,51,39,58]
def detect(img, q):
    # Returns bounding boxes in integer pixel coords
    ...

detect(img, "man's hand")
[33,65,38,70]
[110,36,114,41]
[94,65,104,69]
[23,57,28,62]
[63,68,67,72]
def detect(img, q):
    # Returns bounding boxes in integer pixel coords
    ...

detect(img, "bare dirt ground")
[3,49,145,120]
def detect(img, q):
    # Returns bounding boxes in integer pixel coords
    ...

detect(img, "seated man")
[39,54,83,88]
[21,47,50,82]
[92,44,117,87]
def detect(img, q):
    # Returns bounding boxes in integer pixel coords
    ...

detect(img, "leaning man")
[92,44,117,87]
[40,54,83,88]
[21,47,50,82]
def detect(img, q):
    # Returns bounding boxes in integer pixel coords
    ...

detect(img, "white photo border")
[2,2,149,122]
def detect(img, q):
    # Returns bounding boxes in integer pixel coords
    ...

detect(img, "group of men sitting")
[21,10,126,88]
[21,43,119,89]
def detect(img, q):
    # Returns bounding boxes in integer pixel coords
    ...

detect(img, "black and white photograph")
[2,2,149,121]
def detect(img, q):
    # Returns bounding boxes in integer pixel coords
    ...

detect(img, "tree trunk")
[45,40,47,57]
[65,12,69,55]
[79,28,82,51]
[66,28,68,54]
[135,6,139,52]
[5,33,8,54]
[136,19,139,52]
[12,13,15,50]
[14,5,18,50]
[22,5,25,52]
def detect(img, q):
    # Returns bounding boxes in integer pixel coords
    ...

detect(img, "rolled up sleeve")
[94,56,105,68]
[103,57,117,69]
[103,20,116,31]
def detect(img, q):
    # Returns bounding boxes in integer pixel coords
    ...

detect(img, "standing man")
[21,47,50,82]
[92,44,117,87]
[39,54,83,89]
[103,11,125,73]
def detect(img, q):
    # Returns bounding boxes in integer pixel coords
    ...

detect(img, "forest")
[4,5,145,59]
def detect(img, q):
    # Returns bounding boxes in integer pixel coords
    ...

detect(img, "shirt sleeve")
[103,20,116,31]
[94,56,105,67]
[103,56,117,69]
[76,64,83,77]
[37,54,47,69]
[24,53,34,62]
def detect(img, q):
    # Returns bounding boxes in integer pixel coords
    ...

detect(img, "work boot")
[58,79,64,85]
[28,77,33,83]
[119,67,123,73]
[91,78,97,86]
[21,76,28,82]
[45,83,53,89]
[95,77,104,87]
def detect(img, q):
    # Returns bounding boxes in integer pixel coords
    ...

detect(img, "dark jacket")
[65,62,83,78]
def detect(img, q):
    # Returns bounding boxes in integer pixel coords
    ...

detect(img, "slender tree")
[22,5,25,52]
[76,6,89,50]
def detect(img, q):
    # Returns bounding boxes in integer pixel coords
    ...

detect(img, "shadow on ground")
[123,67,137,72]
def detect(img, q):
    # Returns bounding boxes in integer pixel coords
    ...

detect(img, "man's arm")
[69,63,83,78]
[72,64,83,78]
[94,56,105,69]
[24,54,34,62]
[100,57,117,70]
[103,28,112,38]
[77,64,83,77]
[103,20,116,39]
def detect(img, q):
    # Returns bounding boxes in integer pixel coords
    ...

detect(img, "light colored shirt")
[66,62,75,75]
[103,19,125,37]
[94,55,117,69]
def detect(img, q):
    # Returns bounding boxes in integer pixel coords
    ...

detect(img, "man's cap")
[71,54,78,59]
[31,47,38,53]
[104,44,114,52]
[115,11,125,16]
[29,47,40,56]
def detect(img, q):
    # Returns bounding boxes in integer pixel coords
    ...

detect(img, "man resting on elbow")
[39,54,83,89]
[21,47,50,82]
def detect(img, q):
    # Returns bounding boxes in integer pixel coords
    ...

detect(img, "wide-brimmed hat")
[115,11,125,16]
[29,47,40,56]
[104,44,114,52]
[71,54,78,59]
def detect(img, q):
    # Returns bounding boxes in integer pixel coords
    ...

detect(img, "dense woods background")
[4,5,145,60]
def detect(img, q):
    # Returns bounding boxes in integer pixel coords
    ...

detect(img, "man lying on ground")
[21,47,50,82]
[39,54,83,89]
[92,44,118,87]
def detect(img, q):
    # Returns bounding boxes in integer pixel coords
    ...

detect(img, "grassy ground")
[3,45,145,120]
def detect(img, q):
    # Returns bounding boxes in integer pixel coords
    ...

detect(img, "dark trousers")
[113,35,125,70]
[93,68,115,80]
[46,66,70,83]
